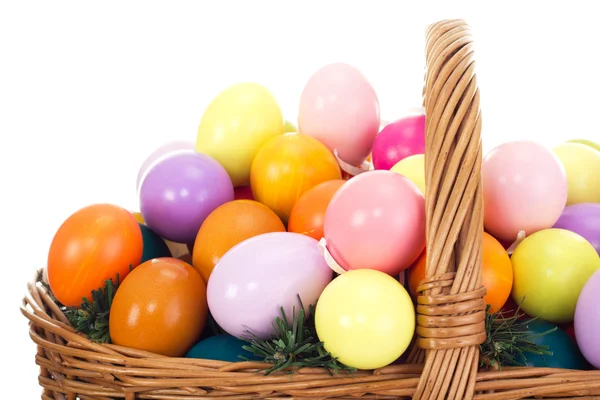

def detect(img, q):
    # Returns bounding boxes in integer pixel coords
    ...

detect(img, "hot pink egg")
[372,114,425,171]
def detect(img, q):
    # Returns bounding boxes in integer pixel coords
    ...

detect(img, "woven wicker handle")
[412,19,485,400]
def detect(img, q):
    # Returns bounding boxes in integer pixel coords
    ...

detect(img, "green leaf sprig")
[240,295,356,375]
[64,274,121,343]
[479,302,556,370]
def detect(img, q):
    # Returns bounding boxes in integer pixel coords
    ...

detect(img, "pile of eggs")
[46,59,600,370]
[133,61,600,369]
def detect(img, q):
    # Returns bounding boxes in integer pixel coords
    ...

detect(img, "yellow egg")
[390,154,426,195]
[196,83,284,187]
[567,138,600,152]
[512,228,600,323]
[131,211,145,224]
[553,143,600,205]
[315,269,415,370]
[250,133,342,223]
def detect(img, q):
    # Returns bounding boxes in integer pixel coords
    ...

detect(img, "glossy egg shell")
[517,319,589,369]
[109,257,208,357]
[185,334,261,362]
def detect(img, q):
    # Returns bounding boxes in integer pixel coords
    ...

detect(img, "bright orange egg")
[407,232,513,313]
[250,133,342,223]
[192,200,285,283]
[288,179,346,240]
[47,203,143,308]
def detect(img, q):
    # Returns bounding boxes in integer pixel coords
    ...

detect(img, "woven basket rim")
[21,269,599,399]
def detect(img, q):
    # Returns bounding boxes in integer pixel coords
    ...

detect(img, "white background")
[2,1,599,397]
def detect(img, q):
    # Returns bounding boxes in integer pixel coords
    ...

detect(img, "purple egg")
[371,114,425,170]
[207,232,333,340]
[575,268,600,368]
[139,150,234,244]
[136,141,195,190]
[553,203,600,255]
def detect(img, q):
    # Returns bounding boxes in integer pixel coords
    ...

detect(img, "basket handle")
[413,19,486,400]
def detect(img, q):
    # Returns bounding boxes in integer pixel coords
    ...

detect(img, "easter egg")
[192,200,285,283]
[288,179,346,240]
[207,232,333,339]
[553,142,600,205]
[407,232,513,313]
[298,63,380,166]
[575,268,600,368]
[139,223,172,263]
[47,204,143,308]
[315,269,415,370]
[516,319,588,369]
[132,210,190,259]
[390,153,426,195]
[186,334,261,362]
[561,323,576,342]
[139,150,234,244]
[283,120,297,133]
[136,141,194,190]
[553,203,600,255]
[567,138,600,152]
[131,211,145,224]
[250,133,342,223]
[324,170,425,276]
[196,82,284,187]
[482,140,568,242]
[511,228,600,323]
[234,185,254,201]
[110,257,208,357]
[372,114,425,171]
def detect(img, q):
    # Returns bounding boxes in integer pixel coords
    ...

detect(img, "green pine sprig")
[63,274,121,344]
[240,295,356,375]
[479,302,556,370]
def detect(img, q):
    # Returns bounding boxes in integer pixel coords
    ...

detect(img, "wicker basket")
[21,19,600,400]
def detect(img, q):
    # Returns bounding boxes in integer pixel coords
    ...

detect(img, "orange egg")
[250,133,342,223]
[48,204,143,308]
[109,257,208,357]
[288,179,346,240]
[192,200,285,283]
[407,232,513,313]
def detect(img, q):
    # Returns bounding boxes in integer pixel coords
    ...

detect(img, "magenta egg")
[372,114,425,170]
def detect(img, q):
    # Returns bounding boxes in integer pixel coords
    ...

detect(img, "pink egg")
[298,63,380,167]
[482,140,568,242]
[372,114,425,170]
[323,170,426,276]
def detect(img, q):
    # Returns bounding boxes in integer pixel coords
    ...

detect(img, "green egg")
[139,223,172,263]
[185,334,261,363]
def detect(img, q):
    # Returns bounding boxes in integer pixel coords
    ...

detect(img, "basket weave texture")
[21,19,599,400]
